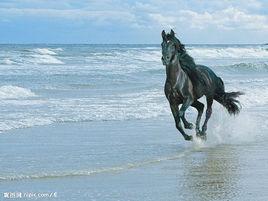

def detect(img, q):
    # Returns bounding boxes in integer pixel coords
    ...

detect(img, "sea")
[0,44,268,201]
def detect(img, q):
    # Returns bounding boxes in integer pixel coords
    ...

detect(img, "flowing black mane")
[166,33,197,70]
[166,33,202,86]
[166,33,186,53]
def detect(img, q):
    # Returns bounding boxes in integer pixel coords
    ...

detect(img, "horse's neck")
[165,58,185,85]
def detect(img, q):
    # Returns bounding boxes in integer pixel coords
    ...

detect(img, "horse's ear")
[161,30,167,41]
[170,29,175,38]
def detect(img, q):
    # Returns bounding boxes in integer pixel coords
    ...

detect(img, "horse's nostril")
[167,56,170,60]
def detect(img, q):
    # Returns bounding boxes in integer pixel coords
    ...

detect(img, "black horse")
[161,30,243,141]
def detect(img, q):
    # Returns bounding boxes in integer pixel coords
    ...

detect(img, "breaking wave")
[216,62,268,73]
[0,44,267,134]
[28,48,64,64]
[0,85,37,100]
[29,54,64,64]
[1,82,267,133]
[1,58,16,65]
[34,48,58,55]
[0,89,169,133]
[0,48,64,65]
[188,46,268,59]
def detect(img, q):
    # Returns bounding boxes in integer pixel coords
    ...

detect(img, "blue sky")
[0,0,268,44]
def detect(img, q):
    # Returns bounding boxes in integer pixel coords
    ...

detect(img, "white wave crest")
[0,83,267,134]
[224,81,268,108]
[188,47,268,59]
[0,117,53,133]
[2,58,16,65]
[215,62,268,73]
[0,85,37,99]
[30,54,64,64]
[0,89,168,133]
[238,88,268,108]
[34,48,57,55]
[26,48,64,64]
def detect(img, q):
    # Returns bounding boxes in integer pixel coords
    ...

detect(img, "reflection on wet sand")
[180,145,241,201]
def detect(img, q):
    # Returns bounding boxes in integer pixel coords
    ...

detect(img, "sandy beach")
[1,116,268,201]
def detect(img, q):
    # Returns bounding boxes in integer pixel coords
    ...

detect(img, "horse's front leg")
[178,96,194,121]
[181,114,194,130]
[169,101,192,141]
[171,87,193,130]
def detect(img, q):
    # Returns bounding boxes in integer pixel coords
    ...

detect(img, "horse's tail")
[214,77,244,115]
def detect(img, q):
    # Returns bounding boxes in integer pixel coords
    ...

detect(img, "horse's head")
[161,29,182,66]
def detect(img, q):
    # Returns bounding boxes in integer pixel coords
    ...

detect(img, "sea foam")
[34,48,58,55]
[25,48,64,65]
[188,47,268,59]
[30,54,64,64]
[0,85,37,100]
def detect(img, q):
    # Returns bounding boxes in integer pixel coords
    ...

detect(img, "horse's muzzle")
[162,55,175,66]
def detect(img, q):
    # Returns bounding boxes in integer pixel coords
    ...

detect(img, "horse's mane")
[166,34,197,66]
[166,33,205,86]
[166,34,197,70]
[166,34,186,53]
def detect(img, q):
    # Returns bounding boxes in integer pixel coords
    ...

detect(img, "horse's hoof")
[196,133,207,141]
[184,135,193,141]
[196,131,202,137]
[201,135,207,141]
[185,123,194,130]
[201,131,207,136]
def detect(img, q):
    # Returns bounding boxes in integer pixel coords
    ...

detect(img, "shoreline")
[1,117,268,201]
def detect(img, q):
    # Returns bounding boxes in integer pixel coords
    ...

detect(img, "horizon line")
[0,43,266,45]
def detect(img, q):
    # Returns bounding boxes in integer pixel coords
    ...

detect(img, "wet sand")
[1,117,268,201]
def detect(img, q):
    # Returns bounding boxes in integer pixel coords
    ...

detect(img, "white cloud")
[148,13,176,27]
[0,0,268,42]
[1,0,268,35]
[178,7,268,31]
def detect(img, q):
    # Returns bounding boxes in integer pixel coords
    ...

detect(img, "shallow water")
[0,44,268,200]
[1,120,268,201]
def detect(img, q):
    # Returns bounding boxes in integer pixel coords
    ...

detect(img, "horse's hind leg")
[191,100,204,135]
[201,97,213,136]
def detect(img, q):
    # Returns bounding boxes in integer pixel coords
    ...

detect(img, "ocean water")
[0,44,267,133]
[0,44,268,200]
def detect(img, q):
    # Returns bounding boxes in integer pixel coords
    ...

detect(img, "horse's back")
[196,65,217,77]
[192,64,222,98]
